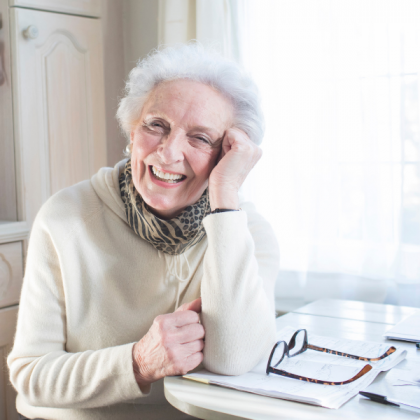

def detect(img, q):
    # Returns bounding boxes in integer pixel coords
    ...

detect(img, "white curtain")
[240,0,420,308]
[174,0,420,308]
[158,0,196,46]
[195,0,246,63]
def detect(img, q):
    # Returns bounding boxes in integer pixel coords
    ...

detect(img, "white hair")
[116,43,265,147]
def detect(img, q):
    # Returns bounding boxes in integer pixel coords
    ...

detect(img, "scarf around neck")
[119,160,211,255]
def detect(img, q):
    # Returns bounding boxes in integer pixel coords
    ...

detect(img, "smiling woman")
[7,43,279,420]
[129,79,233,219]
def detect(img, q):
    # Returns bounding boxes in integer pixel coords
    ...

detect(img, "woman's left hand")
[209,128,262,211]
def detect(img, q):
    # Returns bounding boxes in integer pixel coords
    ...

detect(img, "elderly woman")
[8,44,279,420]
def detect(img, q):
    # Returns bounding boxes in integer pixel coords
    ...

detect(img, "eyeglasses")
[266,329,396,386]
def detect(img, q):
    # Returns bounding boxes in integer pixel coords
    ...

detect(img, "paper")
[387,369,420,387]
[189,366,379,409]
[384,312,420,342]
[383,369,420,409]
[184,326,407,409]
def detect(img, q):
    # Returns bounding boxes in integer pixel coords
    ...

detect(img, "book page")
[185,326,406,409]
[187,367,379,409]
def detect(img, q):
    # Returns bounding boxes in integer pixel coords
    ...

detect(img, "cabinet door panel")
[40,32,91,194]
[0,307,19,420]
[11,8,106,225]
[9,0,101,18]
[0,242,23,309]
[0,0,17,222]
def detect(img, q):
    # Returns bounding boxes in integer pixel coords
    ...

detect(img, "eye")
[142,120,167,132]
[187,136,212,149]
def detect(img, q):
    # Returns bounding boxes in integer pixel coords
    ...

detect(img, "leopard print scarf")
[119,160,211,255]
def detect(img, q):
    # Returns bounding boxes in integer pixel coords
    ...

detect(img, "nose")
[157,129,185,165]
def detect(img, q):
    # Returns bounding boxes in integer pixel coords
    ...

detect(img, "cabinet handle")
[23,25,39,40]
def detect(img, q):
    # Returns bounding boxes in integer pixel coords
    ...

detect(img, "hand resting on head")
[209,127,263,211]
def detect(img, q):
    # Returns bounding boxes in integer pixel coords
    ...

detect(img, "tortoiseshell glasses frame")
[266,329,396,386]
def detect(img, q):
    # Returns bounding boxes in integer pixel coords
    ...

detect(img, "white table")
[164,299,420,419]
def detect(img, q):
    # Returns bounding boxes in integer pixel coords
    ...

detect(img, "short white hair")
[117,43,265,146]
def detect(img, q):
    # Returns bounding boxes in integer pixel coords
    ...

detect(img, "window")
[241,0,420,307]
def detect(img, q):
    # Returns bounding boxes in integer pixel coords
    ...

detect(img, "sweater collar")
[90,159,128,224]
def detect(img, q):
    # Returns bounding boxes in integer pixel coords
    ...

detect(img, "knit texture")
[119,159,211,255]
[7,159,279,420]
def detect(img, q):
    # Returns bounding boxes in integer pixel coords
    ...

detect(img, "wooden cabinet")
[0,306,19,420]
[0,0,17,223]
[9,0,102,17]
[11,6,106,226]
[0,242,23,308]
[0,1,106,418]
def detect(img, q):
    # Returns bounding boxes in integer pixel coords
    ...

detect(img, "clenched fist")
[132,298,204,389]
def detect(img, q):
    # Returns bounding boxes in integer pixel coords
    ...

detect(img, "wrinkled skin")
[132,299,204,389]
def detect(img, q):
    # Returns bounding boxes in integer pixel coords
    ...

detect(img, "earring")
[125,143,132,155]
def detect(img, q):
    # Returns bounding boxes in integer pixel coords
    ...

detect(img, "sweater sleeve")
[7,209,146,409]
[201,201,279,375]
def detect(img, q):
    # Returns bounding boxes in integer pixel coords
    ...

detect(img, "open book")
[184,326,407,409]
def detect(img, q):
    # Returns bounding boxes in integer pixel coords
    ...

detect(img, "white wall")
[123,0,160,78]
[102,0,126,167]
[102,0,160,167]
[158,0,196,46]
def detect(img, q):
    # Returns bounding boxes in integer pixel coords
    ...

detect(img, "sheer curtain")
[238,0,420,309]
[195,0,246,62]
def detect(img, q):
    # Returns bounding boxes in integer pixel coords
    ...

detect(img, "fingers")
[227,127,261,155]
[154,309,201,331]
[223,127,247,147]
[176,297,202,313]
[182,339,204,354]
[164,339,204,374]
[221,127,262,169]
[176,322,205,344]
[173,310,201,327]
[134,308,206,384]
[186,350,204,371]
[169,350,204,376]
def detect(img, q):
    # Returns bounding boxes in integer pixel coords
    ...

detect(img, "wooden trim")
[9,0,102,18]
[0,222,29,244]
[0,305,18,347]
[0,0,18,222]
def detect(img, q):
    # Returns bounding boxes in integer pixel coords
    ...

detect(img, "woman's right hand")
[132,298,204,389]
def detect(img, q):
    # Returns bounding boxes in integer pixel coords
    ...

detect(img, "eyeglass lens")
[289,330,305,356]
[272,341,286,368]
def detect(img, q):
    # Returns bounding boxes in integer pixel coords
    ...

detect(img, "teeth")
[151,166,184,183]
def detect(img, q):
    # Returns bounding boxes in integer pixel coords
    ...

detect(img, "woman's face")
[130,79,234,219]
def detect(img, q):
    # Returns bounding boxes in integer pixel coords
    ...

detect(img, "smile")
[150,166,186,184]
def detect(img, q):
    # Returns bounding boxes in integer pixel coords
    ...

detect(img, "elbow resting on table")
[202,332,275,376]
[202,356,259,376]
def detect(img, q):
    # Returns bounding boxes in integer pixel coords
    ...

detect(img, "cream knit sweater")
[7,160,279,420]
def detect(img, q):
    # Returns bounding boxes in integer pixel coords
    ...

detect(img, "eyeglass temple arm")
[306,344,396,362]
[268,364,372,385]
